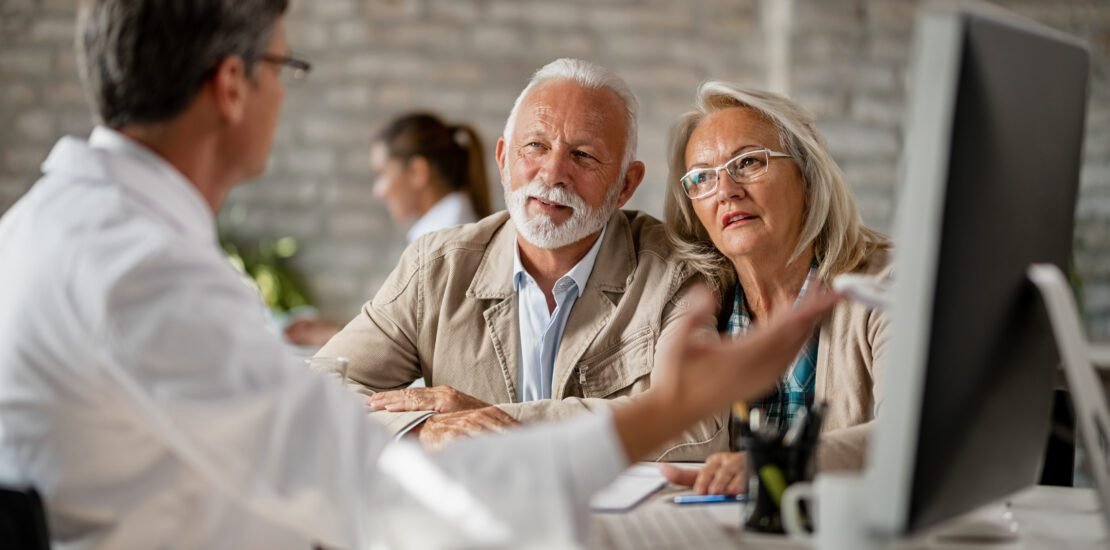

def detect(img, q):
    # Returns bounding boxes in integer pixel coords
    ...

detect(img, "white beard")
[503,168,622,249]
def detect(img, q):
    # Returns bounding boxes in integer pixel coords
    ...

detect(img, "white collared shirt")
[406,191,478,243]
[0,128,626,549]
[513,226,606,402]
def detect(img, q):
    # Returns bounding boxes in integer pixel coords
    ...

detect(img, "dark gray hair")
[76,0,290,128]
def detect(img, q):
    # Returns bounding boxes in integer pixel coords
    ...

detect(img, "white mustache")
[503,169,618,250]
[516,181,588,212]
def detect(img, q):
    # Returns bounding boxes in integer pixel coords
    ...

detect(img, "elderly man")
[318,59,727,460]
[0,1,837,547]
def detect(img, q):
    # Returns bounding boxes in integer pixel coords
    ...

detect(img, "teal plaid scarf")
[725,264,819,431]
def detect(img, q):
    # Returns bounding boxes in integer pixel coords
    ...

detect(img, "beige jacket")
[319,210,729,461]
[812,248,892,471]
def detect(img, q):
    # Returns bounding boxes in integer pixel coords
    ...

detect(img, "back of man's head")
[77,0,289,129]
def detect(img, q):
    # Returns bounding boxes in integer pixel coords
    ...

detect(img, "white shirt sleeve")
[90,241,627,548]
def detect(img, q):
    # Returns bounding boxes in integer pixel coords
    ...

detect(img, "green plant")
[221,235,313,313]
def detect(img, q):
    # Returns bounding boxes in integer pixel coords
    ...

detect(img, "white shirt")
[406,191,478,243]
[0,128,626,549]
[513,227,606,402]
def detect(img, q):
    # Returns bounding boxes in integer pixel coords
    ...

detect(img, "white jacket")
[0,127,624,549]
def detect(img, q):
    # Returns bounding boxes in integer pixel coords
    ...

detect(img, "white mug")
[781,473,867,547]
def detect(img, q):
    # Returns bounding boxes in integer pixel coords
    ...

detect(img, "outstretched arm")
[612,287,840,463]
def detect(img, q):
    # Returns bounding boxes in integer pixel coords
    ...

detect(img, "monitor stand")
[1028,263,1110,534]
[927,502,1019,545]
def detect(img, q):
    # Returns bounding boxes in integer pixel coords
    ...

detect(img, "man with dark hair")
[78,0,293,129]
[0,1,836,547]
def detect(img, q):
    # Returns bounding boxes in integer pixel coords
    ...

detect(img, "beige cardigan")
[812,248,892,471]
[318,210,729,460]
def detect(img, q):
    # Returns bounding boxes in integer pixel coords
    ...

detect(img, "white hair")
[503,58,639,172]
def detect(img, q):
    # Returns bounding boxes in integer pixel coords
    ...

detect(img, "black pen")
[800,402,827,450]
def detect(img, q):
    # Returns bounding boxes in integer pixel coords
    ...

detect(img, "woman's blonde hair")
[664,81,889,292]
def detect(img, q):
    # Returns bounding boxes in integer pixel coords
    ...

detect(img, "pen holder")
[736,406,823,534]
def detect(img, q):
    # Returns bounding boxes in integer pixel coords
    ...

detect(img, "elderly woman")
[659,82,891,495]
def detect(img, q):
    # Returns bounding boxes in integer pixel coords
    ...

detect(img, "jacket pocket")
[577,326,654,398]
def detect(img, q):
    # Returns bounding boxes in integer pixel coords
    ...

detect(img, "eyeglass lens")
[682,150,771,198]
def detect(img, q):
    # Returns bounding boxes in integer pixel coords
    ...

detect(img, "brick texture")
[1,0,1108,339]
[790,0,1110,339]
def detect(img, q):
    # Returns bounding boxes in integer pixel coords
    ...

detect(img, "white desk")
[591,484,1106,549]
[589,351,1110,549]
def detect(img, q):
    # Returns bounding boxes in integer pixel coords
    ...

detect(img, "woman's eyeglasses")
[679,148,791,200]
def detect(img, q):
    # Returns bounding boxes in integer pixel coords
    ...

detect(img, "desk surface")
[591,484,1106,549]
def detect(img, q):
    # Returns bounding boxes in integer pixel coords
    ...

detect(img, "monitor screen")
[866,2,1089,537]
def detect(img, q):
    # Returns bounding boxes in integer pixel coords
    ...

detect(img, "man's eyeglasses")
[258,53,312,84]
[679,148,792,200]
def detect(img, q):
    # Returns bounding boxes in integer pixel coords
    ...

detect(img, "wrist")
[644,386,715,428]
[612,389,707,462]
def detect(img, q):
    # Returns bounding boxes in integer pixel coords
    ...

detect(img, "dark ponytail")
[449,123,491,218]
[375,113,491,218]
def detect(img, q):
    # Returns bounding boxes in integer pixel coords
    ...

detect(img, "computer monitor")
[864,1,1090,539]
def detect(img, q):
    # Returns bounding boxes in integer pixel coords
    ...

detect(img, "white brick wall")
[788,0,1110,339]
[1,0,1108,339]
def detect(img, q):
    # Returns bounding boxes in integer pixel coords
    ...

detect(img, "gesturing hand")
[410,407,521,450]
[367,386,491,414]
[611,286,840,462]
[653,286,840,420]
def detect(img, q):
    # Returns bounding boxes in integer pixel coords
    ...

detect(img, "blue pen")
[672,494,748,505]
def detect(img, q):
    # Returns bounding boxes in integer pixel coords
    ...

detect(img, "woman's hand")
[660,452,747,495]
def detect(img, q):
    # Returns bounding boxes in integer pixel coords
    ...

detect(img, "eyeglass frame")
[258,52,312,83]
[678,148,792,200]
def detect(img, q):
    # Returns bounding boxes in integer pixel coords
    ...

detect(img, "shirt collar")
[513,224,608,293]
[729,261,820,334]
[406,191,475,243]
[75,126,216,246]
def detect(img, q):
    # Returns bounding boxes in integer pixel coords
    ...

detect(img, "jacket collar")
[467,209,637,300]
[41,126,216,247]
[511,224,607,295]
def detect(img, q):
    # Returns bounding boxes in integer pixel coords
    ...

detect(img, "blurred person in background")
[372,112,492,242]
[284,113,492,347]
